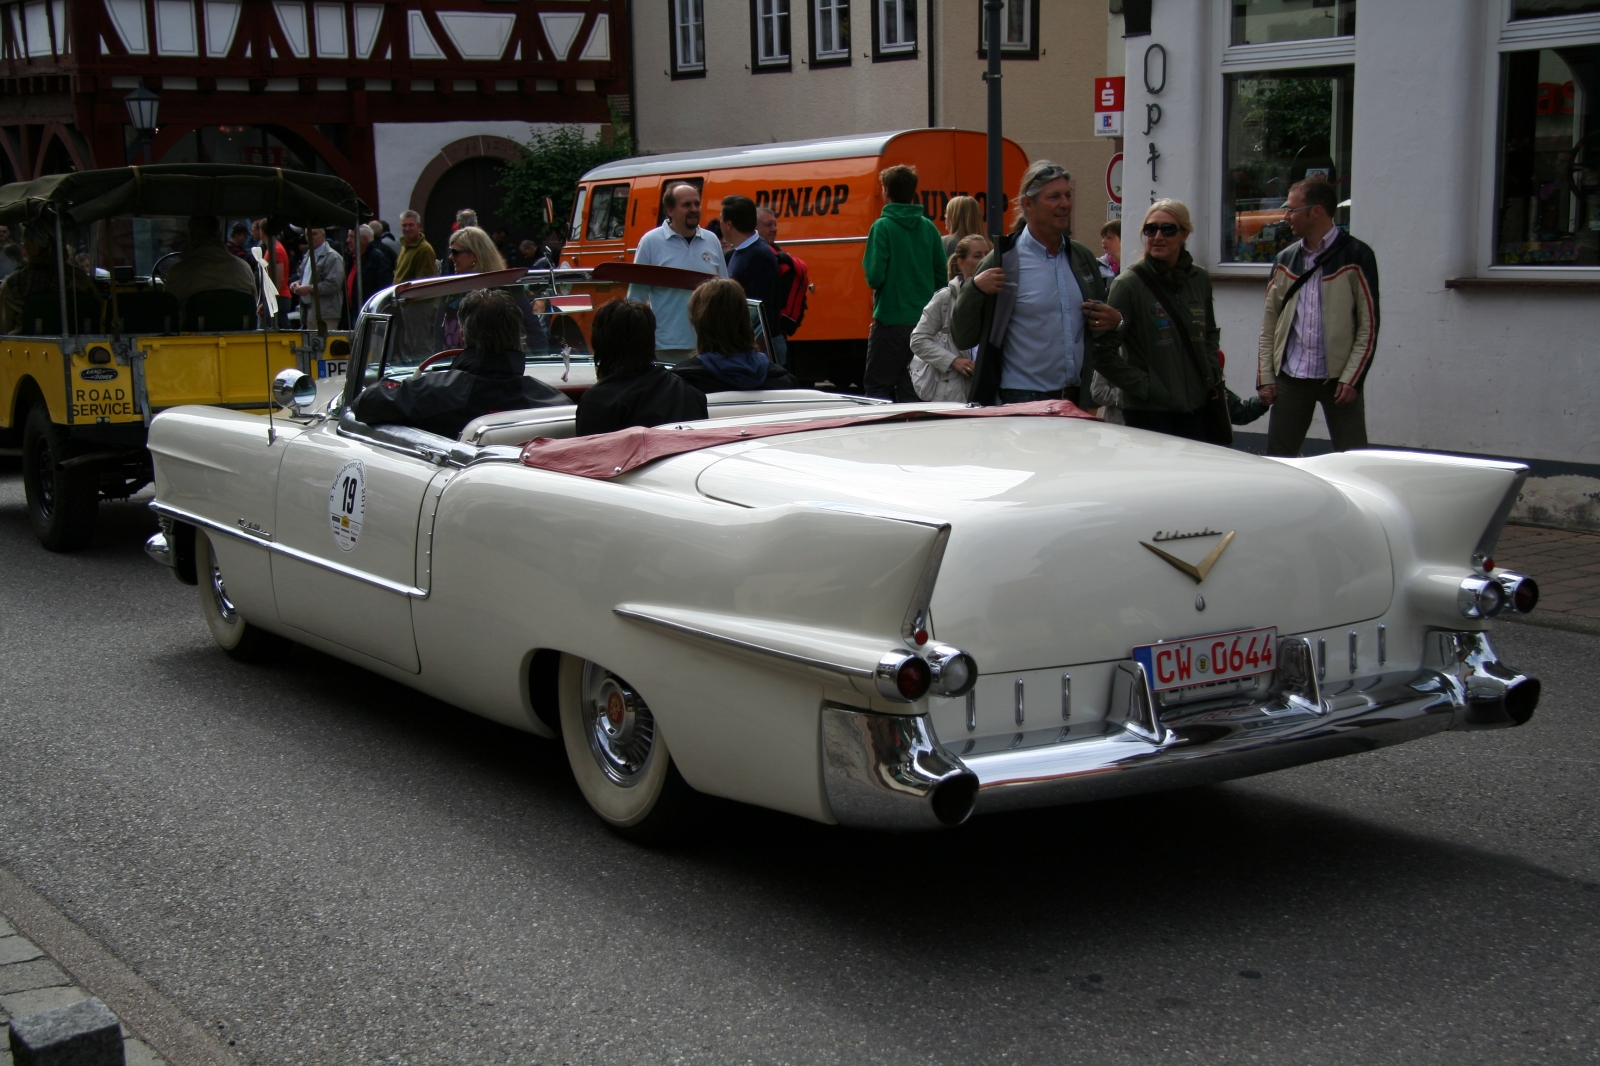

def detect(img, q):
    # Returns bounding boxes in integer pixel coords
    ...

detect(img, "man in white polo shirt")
[629,183,727,362]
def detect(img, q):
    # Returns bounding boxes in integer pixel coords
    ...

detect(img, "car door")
[270,416,441,673]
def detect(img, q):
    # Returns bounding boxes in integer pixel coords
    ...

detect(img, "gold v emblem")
[1140,531,1236,584]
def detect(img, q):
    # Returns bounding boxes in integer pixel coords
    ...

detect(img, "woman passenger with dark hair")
[576,300,709,435]
[354,288,568,439]
[672,277,797,393]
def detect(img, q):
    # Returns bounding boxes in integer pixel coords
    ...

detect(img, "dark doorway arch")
[423,156,535,261]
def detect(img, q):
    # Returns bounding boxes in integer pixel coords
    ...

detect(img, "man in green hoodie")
[862,164,947,401]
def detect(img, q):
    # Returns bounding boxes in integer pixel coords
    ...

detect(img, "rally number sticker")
[329,459,365,552]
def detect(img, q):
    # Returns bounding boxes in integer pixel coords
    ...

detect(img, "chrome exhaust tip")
[821,704,977,829]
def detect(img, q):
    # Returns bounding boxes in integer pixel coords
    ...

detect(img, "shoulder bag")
[1130,261,1232,446]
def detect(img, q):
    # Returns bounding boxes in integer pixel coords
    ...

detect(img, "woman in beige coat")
[910,235,989,403]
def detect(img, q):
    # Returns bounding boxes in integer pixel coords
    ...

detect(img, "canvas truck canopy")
[0,164,361,229]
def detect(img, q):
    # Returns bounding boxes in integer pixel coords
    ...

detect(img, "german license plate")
[1133,626,1278,692]
[317,358,348,379]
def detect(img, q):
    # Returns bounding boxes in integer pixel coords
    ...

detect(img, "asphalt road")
[0,465,1597,1066]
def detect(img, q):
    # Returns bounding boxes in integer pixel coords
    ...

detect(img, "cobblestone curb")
[0,914,164,1066]
[1493,523,1600,637]
[0,865,242,1066]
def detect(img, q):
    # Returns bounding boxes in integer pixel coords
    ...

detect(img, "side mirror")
[273,368,316,412]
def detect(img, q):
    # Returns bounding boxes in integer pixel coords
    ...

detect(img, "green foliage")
[496,125,635,230]
[1244,77,1332,157]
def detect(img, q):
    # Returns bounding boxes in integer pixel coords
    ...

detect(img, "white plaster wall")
[1123,0,1600,466]
[371,120,598,227]
[631,1,927,152]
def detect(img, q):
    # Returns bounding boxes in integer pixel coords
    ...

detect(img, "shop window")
[1221,67,1353,263]
[752,0,791,68]
[873,0,915,59]
[671,0,705,77]
[1512,0,1600,18]
[585,184,629,241]
[1495,45,1600,266]
[1230,0,1354,46]
[978,0,1039,60]
[811,0,849,64]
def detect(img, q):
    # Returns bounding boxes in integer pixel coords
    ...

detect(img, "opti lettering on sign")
[754,185,850,218]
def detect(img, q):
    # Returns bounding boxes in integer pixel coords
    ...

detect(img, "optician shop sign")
[1094,77,1124,137]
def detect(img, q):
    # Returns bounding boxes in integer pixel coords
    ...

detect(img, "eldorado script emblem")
[1141,530,1236,583]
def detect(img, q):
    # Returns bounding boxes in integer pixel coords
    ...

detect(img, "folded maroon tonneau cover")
[518,399,1095,479]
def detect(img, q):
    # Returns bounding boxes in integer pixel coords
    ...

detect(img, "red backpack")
[772,245,810,336]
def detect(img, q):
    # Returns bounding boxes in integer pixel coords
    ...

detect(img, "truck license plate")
[1133,626,1278,692]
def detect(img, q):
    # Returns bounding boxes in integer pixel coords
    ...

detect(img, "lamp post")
[123,87,160,164]
[984,0,1003,240]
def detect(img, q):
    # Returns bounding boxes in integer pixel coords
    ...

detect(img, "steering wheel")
[151,250,181,286]
[416,348,463,373]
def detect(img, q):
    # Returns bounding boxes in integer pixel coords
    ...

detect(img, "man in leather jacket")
[353,288,568,439]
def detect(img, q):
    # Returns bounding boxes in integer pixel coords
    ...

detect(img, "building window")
[1221,67,1354,263]
[671,0,705,77]
[752,0,791,69]
[1494,44,1600,266]
[1512,0,1600,18]
[978,0,1039,60]
[811,0,850,64]
[872,0,915,59]
[1230,0,1355,47]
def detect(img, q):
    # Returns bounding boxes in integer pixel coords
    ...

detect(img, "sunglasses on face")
[1142,222,1181,238]
[448,247,469,257]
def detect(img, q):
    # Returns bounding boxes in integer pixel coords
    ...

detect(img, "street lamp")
[124,87,160,163]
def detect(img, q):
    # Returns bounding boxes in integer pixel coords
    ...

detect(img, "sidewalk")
[0,915,163,1066]
[1492,522,1600,636]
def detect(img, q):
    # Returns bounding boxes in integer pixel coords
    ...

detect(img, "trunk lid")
[694,418,1392,670]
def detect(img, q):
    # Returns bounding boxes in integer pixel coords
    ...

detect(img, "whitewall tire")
[196,529,280,662]
[558,653,696,841]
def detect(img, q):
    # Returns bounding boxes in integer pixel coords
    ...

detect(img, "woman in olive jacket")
[1095,199,1222,442]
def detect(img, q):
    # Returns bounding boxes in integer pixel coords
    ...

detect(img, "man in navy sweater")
[719,195,786,367]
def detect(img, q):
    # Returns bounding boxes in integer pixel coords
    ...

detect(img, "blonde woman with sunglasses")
[1094,199,1228,443]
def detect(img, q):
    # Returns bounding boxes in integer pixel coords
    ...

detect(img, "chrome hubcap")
[580,662,655,786]
[208,548,238,624]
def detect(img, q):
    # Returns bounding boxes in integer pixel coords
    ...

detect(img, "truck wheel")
[22,406,97,552]
[558,653,698,843]
[196,529,281,662]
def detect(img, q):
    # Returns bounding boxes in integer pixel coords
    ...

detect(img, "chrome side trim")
[611,606,874,679]
[1061,673,1072,721]
[1014,679,1024,725]
[965,690,977,732]
[820,704,977,829]
[1349,630,1358,674]
[1378,623,1387,665]
[151,502,428,598]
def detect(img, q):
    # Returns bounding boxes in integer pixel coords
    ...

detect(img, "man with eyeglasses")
[1256,178,1379,455]
[628,183,727,363]
[951,161,1123,407]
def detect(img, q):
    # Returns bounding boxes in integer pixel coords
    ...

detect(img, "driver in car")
[352,288,569,438]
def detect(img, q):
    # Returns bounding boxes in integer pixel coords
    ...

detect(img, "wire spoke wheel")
[558,654,698,841]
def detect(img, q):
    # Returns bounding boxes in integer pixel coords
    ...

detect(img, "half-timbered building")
[0,0,628,238]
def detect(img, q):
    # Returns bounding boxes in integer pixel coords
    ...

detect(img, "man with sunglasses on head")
[951,161,1123,407]
[1256,178,1379,455]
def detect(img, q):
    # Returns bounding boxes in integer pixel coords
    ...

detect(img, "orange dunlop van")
[565,129,1028,389]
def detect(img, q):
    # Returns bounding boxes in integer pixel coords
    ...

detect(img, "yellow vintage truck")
[0,164,360,551]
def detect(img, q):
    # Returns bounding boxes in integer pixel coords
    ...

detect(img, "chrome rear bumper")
[820,630,1537,829]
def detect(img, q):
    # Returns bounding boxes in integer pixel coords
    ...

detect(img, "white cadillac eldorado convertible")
[143,273,1542,839]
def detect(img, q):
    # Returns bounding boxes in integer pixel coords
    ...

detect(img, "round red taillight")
[896,656,931,701]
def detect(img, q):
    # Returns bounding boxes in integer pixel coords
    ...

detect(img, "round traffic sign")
[1107,153,1124,205]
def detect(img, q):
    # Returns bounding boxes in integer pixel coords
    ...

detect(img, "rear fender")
[1293,450,1525,631]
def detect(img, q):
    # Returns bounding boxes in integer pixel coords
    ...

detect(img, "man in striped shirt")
[1256,178,1379,456]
